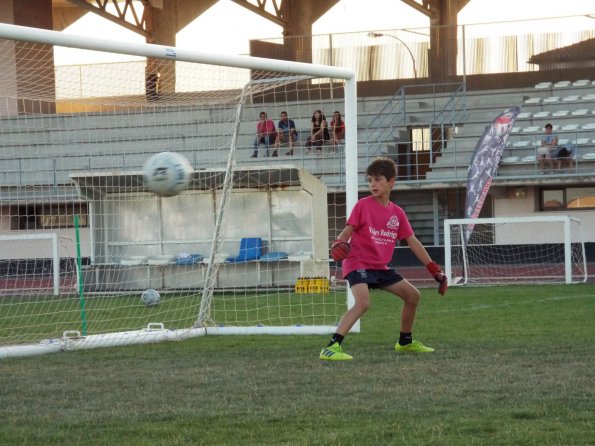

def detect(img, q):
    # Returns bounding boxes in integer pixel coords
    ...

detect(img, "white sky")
[54,0,595,65]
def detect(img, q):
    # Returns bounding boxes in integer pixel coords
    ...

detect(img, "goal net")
[0,23,357,358]
[444,216,587,286]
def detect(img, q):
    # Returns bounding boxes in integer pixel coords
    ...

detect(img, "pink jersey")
[256,119,276,135]
[342,196,414,276]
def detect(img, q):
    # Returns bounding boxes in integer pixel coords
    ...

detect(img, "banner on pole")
[464,106,520,241]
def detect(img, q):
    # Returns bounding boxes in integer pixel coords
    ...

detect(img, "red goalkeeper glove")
[330,239,351,261]
[426,260,447,296]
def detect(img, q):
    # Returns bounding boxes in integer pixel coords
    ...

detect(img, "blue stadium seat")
[226,237,263,262]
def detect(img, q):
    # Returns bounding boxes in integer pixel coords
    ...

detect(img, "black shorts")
[345,269,403,289]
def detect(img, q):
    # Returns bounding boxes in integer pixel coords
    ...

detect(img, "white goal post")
[0,233,61,296]
[444,216,587,286]
[0,23,358,358]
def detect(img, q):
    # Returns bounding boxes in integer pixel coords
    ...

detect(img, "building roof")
[529,38,595,64]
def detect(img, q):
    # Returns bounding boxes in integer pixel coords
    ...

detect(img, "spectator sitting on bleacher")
[537,123,558,173]
[554,144,576,171]
[275,111,298,156]
[329,111,345,153]
[305,110,330,155]
[251,111,277,158]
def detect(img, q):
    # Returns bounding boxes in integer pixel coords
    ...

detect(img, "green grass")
[1,284,594,445]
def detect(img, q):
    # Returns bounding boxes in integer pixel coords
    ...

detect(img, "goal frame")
[444,215,587,285]
[0,233,61,296]
[0,23,359,358]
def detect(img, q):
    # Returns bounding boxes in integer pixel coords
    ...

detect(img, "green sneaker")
[319,342,353,361]
[395,340,434,353]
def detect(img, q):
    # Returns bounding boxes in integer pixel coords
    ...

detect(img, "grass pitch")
[0,284,593,445]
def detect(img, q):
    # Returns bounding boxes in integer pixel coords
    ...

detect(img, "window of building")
[410,126,454,153]
[540,186,595,211]
[397,125,455,181]
[411,127,431,152]
[10,203,88,230]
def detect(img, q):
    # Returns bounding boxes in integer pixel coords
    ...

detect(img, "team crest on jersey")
[387,215,399,229]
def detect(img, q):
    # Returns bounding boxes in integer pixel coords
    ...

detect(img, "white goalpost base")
[0,23,358,358]
[444,215,587,286]
[0,324,341,359]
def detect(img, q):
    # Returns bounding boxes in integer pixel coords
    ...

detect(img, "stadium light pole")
[368,32,417,79]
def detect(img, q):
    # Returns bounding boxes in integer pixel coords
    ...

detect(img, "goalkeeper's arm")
[334,225,354,246]
[405,235,447,296]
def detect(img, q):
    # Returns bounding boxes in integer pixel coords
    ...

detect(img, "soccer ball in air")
[141,288,160,307]
[143,152,193,197]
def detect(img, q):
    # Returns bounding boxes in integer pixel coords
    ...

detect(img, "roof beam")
[64,0,149,37]
[400,0,437,19]
[230,0,288,27]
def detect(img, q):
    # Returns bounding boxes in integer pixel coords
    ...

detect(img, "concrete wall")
[494,188,595,242]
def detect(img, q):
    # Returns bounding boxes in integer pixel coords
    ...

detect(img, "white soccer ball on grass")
[141,289,161,307]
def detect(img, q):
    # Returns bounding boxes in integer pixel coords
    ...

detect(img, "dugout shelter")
[70,165,330,291]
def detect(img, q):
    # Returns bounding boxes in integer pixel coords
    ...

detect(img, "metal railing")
[364,82,467,175]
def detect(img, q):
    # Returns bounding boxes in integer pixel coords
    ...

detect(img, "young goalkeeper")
[320,157,447,361]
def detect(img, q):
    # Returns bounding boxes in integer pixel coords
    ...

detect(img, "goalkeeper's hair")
[366,157,397,180]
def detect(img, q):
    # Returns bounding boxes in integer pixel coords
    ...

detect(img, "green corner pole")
[74,215,87,336]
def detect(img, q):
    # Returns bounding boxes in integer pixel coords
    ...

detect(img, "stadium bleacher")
[2,80,595,187]
[479,80,595,177]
